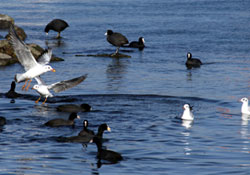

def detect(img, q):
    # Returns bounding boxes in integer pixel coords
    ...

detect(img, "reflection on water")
[181,131,192,156]
[181,120,193,129]
[241,114,250,154]
[45,38,65,48]
[106,59,129,91]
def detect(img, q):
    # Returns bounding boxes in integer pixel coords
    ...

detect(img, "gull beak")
[51,69,56,72]
[107,126,111,132]
[77,115,80,119]
[32,87,34,90]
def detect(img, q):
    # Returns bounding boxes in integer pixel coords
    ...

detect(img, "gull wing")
[37,48,52,65]
[34,76,46,85]
[9,24,38,71]
[48,74,87,93]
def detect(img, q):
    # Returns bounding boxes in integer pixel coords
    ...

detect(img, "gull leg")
[35,96,41,103]
[25,79,32,91]
[42,97,48,105]
[22,79,28,91]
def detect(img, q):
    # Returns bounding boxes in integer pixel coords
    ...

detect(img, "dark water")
[1,0,250,174]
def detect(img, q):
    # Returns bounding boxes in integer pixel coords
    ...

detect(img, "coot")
[128,37,145,50]
[185,52,202,68]
[44,112,80,127]
[5,81,21,98]
[44,19,69,38]
[0,117,6,126]
[57,103,91,113]
[105,30,128,55]
[91,136,123,163]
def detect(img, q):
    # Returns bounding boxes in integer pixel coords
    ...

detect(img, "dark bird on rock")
[105,30,128,55]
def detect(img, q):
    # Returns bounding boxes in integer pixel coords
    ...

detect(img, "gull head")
[32,84,40,90]
[44,65,56,72]
[240,97,248,104]
[183,104,191,111]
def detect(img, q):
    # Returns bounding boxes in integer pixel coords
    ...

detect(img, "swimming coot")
[185,52,202,68]
[44,19,69,38]
[105,30,128,55]
[128,37,145,50]
[5,81,21,98]
[56,103,91,113]
[44,112,80,127]
[56,123,111,143]
[78,120,95,137]
[91,136,123,163]
[0,117,6,126]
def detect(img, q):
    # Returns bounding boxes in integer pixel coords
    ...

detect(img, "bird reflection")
[181,131,192,155]
[45,38,64,48]
[106,58,129,91]
[240,114,250,153]
[241,114,250,125]
[182,120,193,129]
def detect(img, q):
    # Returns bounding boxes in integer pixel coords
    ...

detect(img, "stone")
[5,25,27,41]
[0,14,14,30]
[0,53,15,66]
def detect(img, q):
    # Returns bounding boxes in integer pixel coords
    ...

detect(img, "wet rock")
[5,25,27,41]
[0,53,15,66]
[0,14,14,30]
[75,53,131,58]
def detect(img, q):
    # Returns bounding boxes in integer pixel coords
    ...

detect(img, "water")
[0,0,250,174]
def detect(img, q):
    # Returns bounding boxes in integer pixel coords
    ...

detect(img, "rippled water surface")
[1,0,250,174]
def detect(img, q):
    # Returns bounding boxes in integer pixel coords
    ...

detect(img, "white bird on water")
[9,24,56,91]
[240,97,250,115]
[181,104,194,121]
[32,74,87,105]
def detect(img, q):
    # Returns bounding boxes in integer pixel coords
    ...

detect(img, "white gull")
[9,24,56,91]
[32,74,87,104]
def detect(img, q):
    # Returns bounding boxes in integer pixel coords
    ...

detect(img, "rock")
[0,53,14,66]
[0,14,14,30]
[5,25,27,41]
[0,40,15,58]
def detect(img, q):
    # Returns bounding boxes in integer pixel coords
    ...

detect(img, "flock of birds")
[1,18,248,165]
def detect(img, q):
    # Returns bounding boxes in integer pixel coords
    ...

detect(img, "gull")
[9,24,56,91]
[181,104,194,121]
[32,74,87,104]
[240,97,250,115]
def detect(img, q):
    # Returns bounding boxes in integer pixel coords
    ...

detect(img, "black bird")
[44,19,69,38]
[57,123,111,143]
[91,136,123,163]
[57,103,91,113]
[5,81,21,98]
[128,37,145,50]
[78,120,95,137]
[0,117,6,126]
[105,30,128,55]
[44,112,80,127]
[185,52,202,68]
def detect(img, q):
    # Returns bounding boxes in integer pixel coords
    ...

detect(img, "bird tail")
[14,74,25,83]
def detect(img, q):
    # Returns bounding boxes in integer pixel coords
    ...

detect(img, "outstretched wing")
[37,48,52,65]
[34,76,46,85]
[9,24,38,71]
[48,74,87,93]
